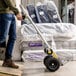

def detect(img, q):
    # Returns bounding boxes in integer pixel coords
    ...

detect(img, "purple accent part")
[28,42,42,47]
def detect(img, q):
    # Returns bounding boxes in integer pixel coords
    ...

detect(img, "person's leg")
[0,14,11,43]
[5,14,16,59]
[2,14,19,68]
[0,14,7,59]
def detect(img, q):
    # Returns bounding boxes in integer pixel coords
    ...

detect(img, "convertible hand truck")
[20,5,60,72]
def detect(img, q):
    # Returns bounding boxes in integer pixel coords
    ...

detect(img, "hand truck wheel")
[44,55,60,72]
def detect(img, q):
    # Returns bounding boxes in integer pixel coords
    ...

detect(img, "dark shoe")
[2,59,19,69]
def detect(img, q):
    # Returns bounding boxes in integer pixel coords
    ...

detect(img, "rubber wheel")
[44,56,60,72]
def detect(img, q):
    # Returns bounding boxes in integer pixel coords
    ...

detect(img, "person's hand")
[16,13,22,20]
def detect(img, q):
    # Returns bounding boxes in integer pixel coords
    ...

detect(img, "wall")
[51,0,59,8]
[21,0,59,8]
[74,0,76,24]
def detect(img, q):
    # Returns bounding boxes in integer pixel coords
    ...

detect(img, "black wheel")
[44,56,60,72]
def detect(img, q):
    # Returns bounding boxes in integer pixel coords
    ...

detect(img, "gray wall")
[74,0,76,24]
[21,0,59,8]
[21,0,43,7]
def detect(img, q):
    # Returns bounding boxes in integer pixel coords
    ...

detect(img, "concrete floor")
[0,60,76,76]
[22,61,76,76]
